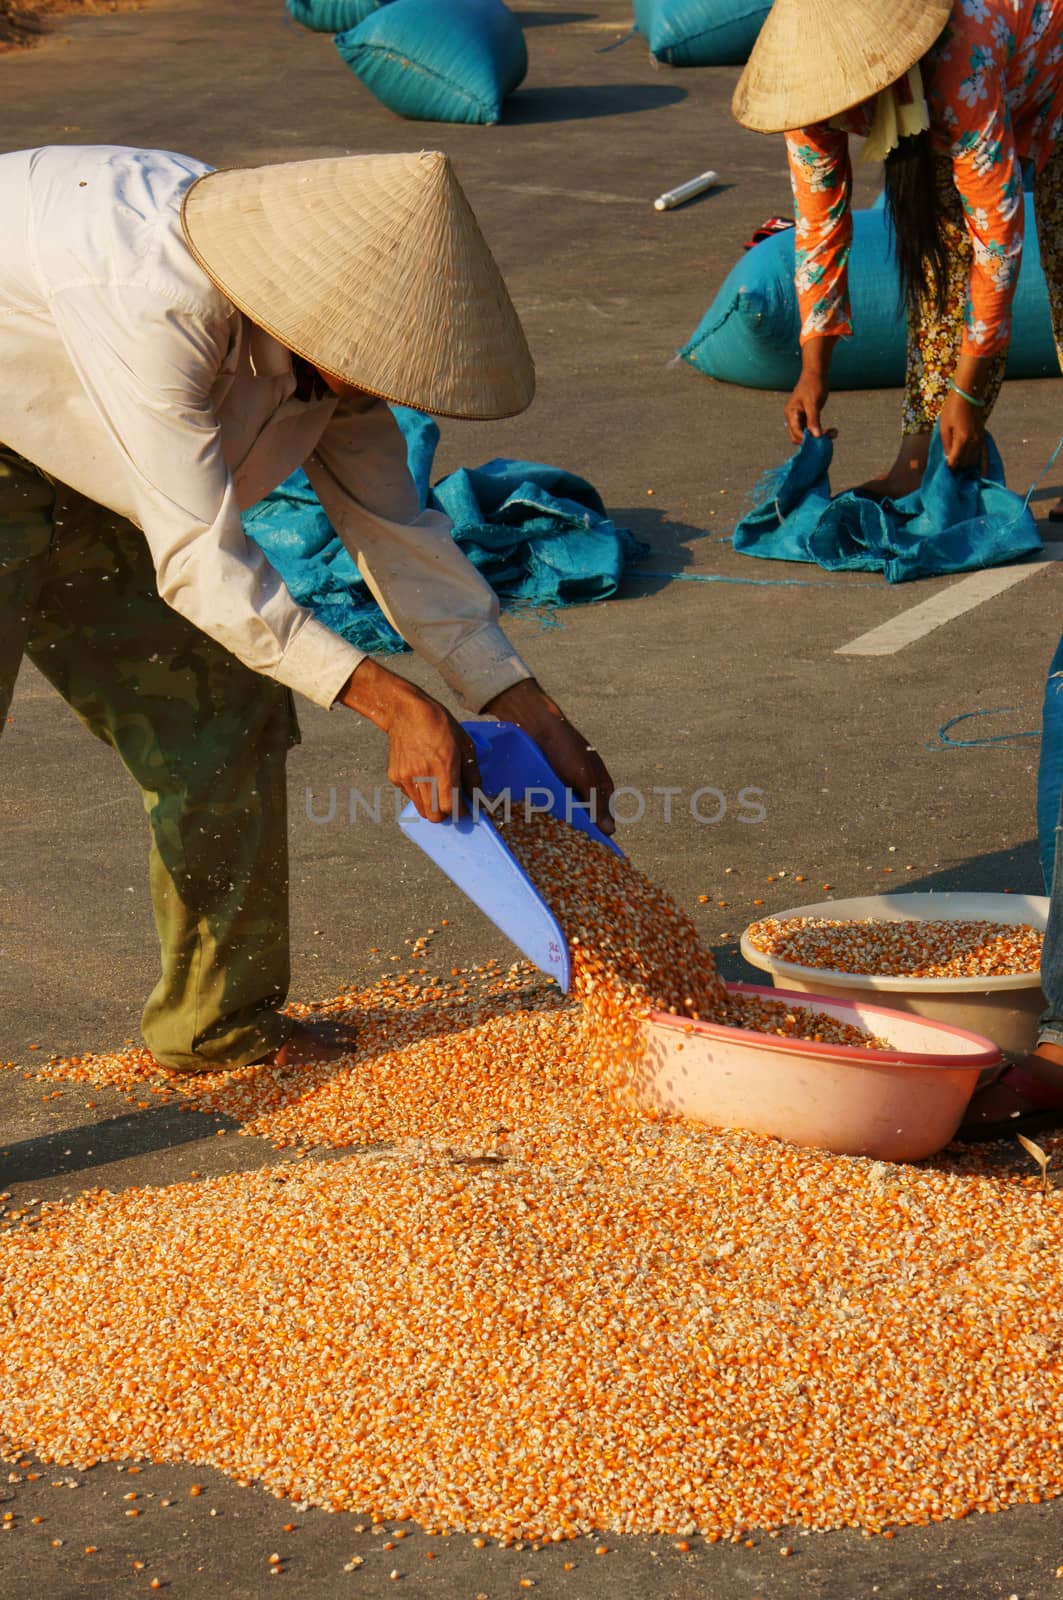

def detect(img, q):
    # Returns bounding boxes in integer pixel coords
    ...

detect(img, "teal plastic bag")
[286,0,386,32]
[241,406,645,657]
[681,195,1057,390]
[335,0,527,125]
[732,426,1042,583]
[633,0,771,65]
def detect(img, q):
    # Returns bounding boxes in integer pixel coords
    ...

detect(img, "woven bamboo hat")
[181,150,535,420]
[732,0,951,134]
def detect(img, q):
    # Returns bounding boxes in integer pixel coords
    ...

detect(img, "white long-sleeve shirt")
[0,144,532,710]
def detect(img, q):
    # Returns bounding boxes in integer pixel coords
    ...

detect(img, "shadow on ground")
[709,842,1049,983]
[506,82,686,123]
[903,841,1044,896]
[514,7,597,22]
[611,505,710,584]
[0,979,562,1185]
[0,1104,237,1186]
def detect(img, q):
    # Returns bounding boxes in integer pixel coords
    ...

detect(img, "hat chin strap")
[860,64,930,164]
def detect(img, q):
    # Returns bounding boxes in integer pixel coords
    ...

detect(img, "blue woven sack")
[287,0,386,32]
[633,0,771,65]
[335,0,527,125]
[241,406,645,657]
[681,194,1057,390]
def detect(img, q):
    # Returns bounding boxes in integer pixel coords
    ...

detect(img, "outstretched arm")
[308,399,616,829]
[927,33,1022,467]
[782,124,853,444]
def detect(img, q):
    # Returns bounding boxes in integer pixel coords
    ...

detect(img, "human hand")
[784,371,838,446]
[938,389,986,473]
[784,337,839,446]
[482,679,616,836]
[385,696,482,822]
[338,659,481,822]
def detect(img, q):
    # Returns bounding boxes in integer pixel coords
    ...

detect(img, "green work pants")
[0,447,298,1071]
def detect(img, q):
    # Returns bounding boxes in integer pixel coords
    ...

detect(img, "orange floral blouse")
[784,0,1063,358]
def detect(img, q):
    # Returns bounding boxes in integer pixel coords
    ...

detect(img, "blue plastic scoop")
[397,720,622,991]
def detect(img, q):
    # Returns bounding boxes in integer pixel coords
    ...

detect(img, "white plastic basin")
[739,892,1048,1057]
[640,980,1002,1162]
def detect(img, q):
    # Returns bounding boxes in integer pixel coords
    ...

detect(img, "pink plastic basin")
[640,981,1002,1162]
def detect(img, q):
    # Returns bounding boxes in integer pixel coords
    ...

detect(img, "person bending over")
[0,145,614,1074]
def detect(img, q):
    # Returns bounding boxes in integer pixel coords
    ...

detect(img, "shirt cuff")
[799,317,852,345]
[433,622,533,711]
[959,332,1008,360]
[258,615,367,710]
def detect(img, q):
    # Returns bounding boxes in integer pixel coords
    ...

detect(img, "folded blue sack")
[286,0,387,32]
[633,0,771,65]
[430,460,642,606]
[732,427,1042,584]
[242,407,645,656]
[335,0,527,124]
[682,195,1057,390]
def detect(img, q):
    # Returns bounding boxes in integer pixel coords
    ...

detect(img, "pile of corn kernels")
[744,916,1043,979]
[3,1133,1062,1540]
[2,817,1058,1540]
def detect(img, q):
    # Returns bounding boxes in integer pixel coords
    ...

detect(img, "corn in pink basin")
[641,981,1001,1162]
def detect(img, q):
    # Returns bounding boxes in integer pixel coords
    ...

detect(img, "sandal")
[954,1060,1063,1144]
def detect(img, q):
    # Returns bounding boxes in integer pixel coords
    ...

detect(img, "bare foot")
[853,461,927,501]
[264,1018,359,1069]
[852,432,931,501]
[156,1017,358,1076]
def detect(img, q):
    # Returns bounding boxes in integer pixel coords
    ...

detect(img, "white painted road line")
[836,542,1063,657]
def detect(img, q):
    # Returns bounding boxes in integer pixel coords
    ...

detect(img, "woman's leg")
[1033,143,1063,516]
[1035,785,1063,1053]
[860,156,1005,498]
[1038,631,1063,893]
[962,778,1063,1131]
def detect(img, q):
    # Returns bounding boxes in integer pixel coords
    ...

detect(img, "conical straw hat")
[181,151,535,421]
[732,0,952,134]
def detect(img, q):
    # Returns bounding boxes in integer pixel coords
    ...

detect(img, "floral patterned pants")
[903,145,1063,434]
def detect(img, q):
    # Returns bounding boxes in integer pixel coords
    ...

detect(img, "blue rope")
[630,569,876,589]
[1023,428,1063,514]
[594,28,636,52]
[930,707,1040,750]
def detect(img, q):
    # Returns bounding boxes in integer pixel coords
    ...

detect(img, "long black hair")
[884,130,951,316]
